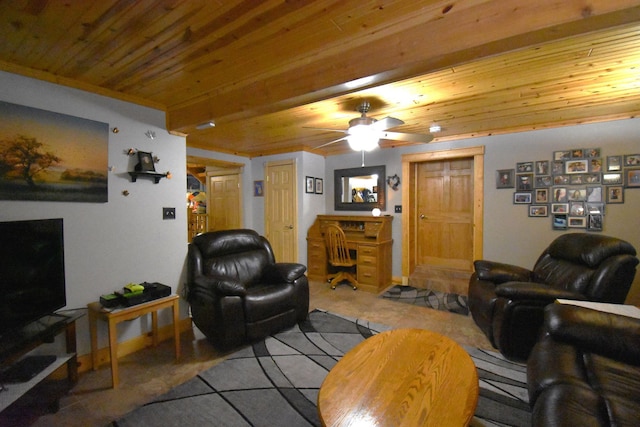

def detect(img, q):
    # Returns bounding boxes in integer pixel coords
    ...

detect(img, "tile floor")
[17,281,492,427]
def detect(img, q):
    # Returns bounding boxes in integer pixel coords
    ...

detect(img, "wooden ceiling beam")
[166,0,640,134]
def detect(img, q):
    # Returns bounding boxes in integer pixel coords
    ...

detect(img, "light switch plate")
[163,207,176,220]
[394,205,402,213]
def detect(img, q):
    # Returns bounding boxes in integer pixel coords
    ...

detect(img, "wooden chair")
[324,224,358,290]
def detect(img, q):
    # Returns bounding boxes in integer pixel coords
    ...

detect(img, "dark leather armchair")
[468,233,638,360]
[186,229,309,349]
[527,303,640,426]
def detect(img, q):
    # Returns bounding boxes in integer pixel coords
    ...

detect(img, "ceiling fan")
[310,101,434,151]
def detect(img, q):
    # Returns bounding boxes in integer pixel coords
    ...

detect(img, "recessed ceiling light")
[429,124,442,133]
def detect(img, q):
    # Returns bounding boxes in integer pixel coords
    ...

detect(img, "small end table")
[88,294,180,388]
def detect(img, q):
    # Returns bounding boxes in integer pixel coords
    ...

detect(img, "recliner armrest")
[262,263,307,284]
[496,282,586,302]
[190,275,247,300]
[544,304,640,365]
[474,260,533,283]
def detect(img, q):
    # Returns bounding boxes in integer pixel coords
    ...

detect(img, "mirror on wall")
[334,165,386,211]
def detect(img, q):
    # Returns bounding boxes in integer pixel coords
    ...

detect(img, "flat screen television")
[0,218,67,339]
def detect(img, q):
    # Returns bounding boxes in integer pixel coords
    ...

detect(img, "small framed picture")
[565,159,588,174]
[569,201,585,216]
[588,214,603,232]
[586,203,604,215]
[589,158,602,172]
[535,175,552,187]
[305,176,315,193]
[534,188,549,203]
[516,174,533,190]
[585,148,601,158]
[535,161,549,175]
[529,205,548,217]
[606,186,624,203]
[496,169,515,189]
[552,187,568,202]
[553,214,568,230]
[551,203,568,214]
[551,160,564,175]
[513,192,532,204]
[568,188,586,201]
[136,151,155,172]
[516,162,533,173]
[625,168,640,188]
[315,178,323,194]
[586,186,602,202]
[553,175,570,185]
[602,173,622,185]
[253,180,264,197]
[571,149,584,158]
[568,217,587,228]
[554,151,571,161]
[607,155,621,171]
[624,154,640,167]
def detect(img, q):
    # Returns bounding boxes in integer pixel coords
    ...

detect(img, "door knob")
[285,225,293,229]
[420,214,427,220]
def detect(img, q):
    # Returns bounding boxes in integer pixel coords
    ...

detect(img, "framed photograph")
[607,155,621,171]
[516,162,533,173]
[513,192,532,204]
[569,201,585,216]
[534,188,549,203]
[606,186,624,203]
[625,168,640,188]
[496,169,515,189]
[568,217,587,228]
[571,149,584,158]
[586,186,602,202]
[315,178,323,194]
[570,174,585,185]
[584,173,601,183]
[551,160,564,175]
[305,176,315,193]
[136,151,155,172]
[588,214,603,232]
[551,203,568,214]
[516,174,533,190]
[553,214,568,230]
[253,180,264,197]
[552,187,568,202]
[535,175,551,187]
[568,188,586,201]
[589,158,602,172]
[554,151,571,161]
[529,205,548,217]
[585,148,601,158]
[586,202,604,215]
[624,154,640,167]
[535,161,549,175]
[565,159,588,174]
[553,174,570,185]
[602,173,622,185]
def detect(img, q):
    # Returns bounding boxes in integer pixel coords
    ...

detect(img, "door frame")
[401,146,484,282]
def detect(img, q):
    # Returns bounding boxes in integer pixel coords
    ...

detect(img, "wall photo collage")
[497,149,640,231]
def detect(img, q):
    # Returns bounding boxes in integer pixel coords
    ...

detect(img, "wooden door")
[416,158,474,271]
[265,159,297,262]
[207,174,241,231]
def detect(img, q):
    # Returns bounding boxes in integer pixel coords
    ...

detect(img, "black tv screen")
[0,218,67,337]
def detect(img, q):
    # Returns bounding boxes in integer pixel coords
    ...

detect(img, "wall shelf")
[128,171,167,184]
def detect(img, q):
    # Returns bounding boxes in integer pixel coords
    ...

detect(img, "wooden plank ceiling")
[1,0,639,157]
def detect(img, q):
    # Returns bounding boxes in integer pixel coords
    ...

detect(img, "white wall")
[0,72,187,355]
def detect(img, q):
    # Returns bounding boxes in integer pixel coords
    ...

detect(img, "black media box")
[118,282,172,306]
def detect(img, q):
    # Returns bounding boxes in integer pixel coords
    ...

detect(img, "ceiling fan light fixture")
[347,124,379,151]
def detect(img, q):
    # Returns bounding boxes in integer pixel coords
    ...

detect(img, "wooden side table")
[88,294,180,388]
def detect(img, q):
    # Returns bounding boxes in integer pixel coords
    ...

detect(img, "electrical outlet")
[163,207,176,220]
[394,205,402,213]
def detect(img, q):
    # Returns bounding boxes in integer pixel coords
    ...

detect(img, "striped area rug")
[112,310,530,427]
[381,284,470,316]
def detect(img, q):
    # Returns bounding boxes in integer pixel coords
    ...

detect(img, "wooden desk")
[307,215,393,293]
[318,329,479,426]
[88,295,180,388]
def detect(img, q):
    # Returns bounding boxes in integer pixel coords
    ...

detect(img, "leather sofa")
[468,233,638,360]
[527,303,640,426]
[186,229,309,349]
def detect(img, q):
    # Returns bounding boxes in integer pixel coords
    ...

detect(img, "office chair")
[324,224,358,290]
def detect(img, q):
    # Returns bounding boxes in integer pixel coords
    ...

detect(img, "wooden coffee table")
[318,328,479,426]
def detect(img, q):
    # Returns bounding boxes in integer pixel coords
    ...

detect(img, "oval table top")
[317,328,479,426]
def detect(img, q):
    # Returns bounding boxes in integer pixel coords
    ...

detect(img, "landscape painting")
[0,101,108,202]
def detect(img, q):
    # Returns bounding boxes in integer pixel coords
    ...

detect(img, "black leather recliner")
[186,229,309,349]
[468,233,638,360]
[527,303,640,426]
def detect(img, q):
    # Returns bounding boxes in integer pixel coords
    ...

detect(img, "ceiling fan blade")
[304,127,348,134]
[380,131,433,143]
[371,116,404,131]
[315,135,348,149]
